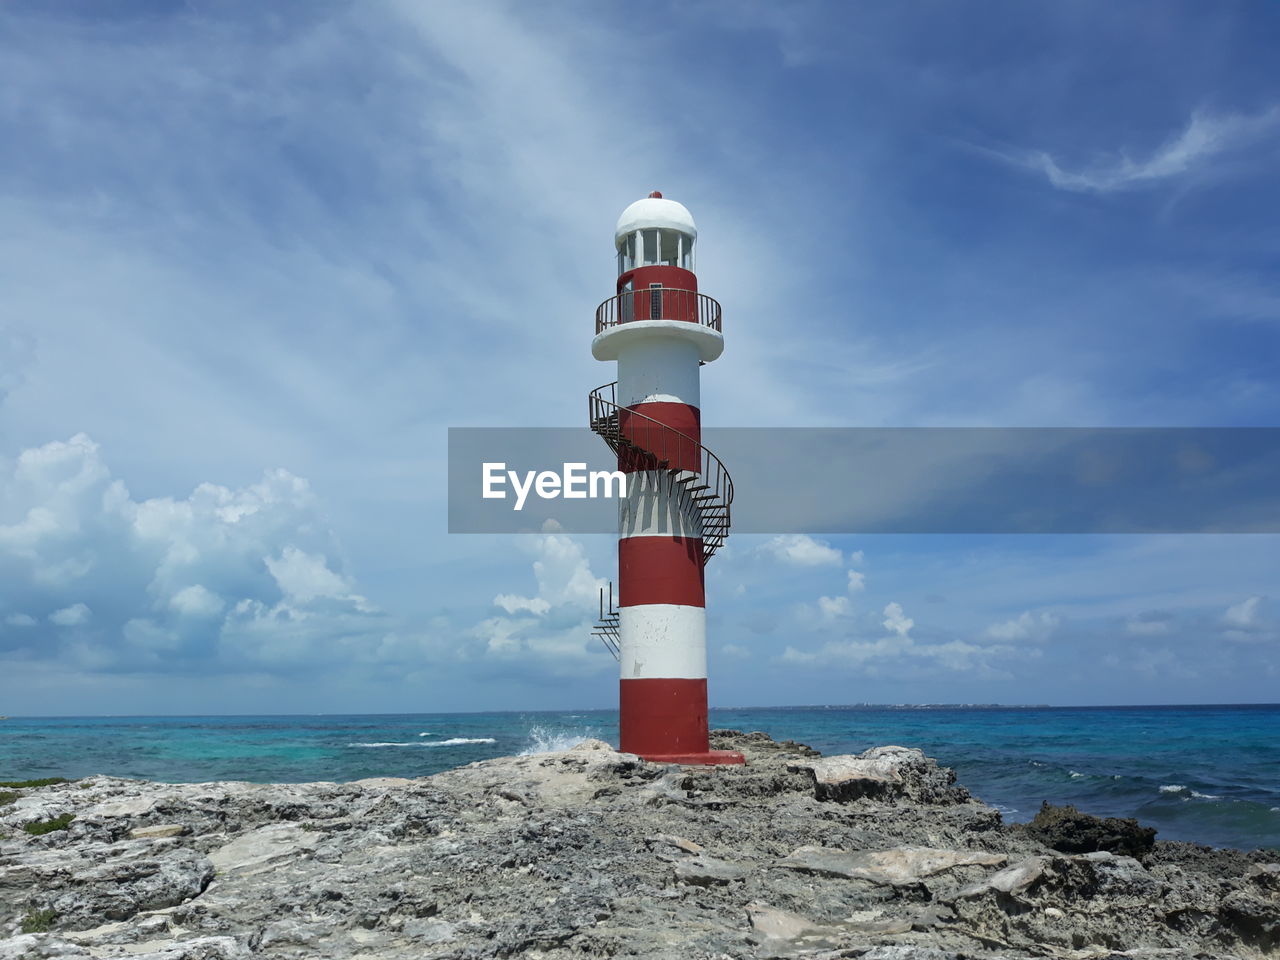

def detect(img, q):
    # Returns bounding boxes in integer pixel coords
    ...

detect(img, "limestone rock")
[207,822,319,877]
[0,730,1272,960]
[957,856,1050,898]
[0,935,246,959]
[130,824,187,840]
[1,842,214,932]
[401,918,457,943]
[776,845,1006,885]
[789,746,971,804]
[646,833,705,856]
[569,737,616,753]
[746,902,825,940]
[1020,801,1158,857]
[674,854,751,885]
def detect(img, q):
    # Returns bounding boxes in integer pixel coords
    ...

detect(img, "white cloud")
[49,603,91,626]
[780,598,1031,674]
[721,643,752,660]
[818,595,851,620]
[1014,108,1280,194]
[1224,596,1263,629]
[264,547,355,605]
[493,594,551,616]
[516,533,607,610]
[468,533,611,675]
[169,585,225,618]
[761,534,842,567]
[882,601,913,638]
[985,610,1060,643]
[780,633,1010,673]
[4,613,37,627]
[0,434,400,675]
[1125,613,1172,636]
[809,567,864,619]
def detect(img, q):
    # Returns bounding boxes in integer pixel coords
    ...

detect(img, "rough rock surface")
[788,746,971,805]
[0,732,1275,959]
[1017,801,1159,857]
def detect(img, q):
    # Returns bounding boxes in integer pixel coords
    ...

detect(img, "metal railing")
[593,581,621,660]
[588,381,734,660]
[594,288,722,335]
[587,381,733,563]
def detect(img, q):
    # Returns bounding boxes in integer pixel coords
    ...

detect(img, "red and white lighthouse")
[590,192,744,765]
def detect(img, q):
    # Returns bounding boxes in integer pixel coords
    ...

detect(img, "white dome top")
[614,194,697,248]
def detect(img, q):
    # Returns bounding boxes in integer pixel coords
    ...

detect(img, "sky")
[1,0,1278,715]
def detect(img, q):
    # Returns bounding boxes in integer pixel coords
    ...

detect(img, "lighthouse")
[590,192,744,765]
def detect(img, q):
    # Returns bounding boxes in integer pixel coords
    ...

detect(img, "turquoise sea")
[2,704,1277,852]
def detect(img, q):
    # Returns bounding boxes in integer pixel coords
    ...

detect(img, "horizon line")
[4,700,1278,720]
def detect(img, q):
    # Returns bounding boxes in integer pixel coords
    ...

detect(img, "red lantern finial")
[648,190,663,199]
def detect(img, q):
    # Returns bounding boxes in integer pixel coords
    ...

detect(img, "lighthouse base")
[637,749,745,766]
[618,678,745,765]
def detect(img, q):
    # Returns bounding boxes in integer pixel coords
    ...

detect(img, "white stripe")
[619,471,702,539]
[593,318,724,365]
[616,337,701,408]
[619,603,706,680]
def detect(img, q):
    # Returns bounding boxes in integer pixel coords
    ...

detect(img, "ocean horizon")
[3,703,1277,852]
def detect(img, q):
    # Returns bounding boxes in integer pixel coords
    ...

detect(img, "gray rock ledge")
[1,732,1275,959]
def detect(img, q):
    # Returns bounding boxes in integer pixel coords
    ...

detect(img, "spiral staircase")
[588,380,733,660]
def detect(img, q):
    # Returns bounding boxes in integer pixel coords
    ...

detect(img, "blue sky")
[1,0,1278,715]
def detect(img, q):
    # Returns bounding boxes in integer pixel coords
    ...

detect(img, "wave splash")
[518,725,601,756]
[1159,784,1223,800]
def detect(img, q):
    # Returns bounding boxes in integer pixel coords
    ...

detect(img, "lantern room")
[614,191,698,289]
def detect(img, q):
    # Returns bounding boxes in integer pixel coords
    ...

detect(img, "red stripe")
[619,403,701,474]
[619,677,708,757]
[625,402,700,437]
[619,537,704,607]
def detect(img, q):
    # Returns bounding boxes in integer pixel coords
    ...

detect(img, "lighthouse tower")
[589,192,744,765]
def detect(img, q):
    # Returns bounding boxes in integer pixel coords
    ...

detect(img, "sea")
[2,704,1277,852]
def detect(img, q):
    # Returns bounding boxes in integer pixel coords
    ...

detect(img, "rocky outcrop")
[788,745,972,805]
[0,730,1275,959]
[1018,800,1158,857]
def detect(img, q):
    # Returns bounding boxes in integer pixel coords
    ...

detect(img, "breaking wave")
[1159,784,1222,800]
[518,725,601,756]
[347,737,496,748]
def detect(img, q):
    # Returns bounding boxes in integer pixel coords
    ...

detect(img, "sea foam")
[348,737,496,748]
[518,725,600,755]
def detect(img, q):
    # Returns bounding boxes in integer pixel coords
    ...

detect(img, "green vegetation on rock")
[21,908,57,933]
[0,790,18,806]
[0,777,69,788]
[23,813,75,835]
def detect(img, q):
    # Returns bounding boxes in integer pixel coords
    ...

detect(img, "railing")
[592,581,620,660]
[594,288,722,335]
[588,381,733,563]
[589,380,734,661]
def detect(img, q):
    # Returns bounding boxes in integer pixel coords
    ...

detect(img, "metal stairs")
[588,380,733,660]
[592,581,621,660]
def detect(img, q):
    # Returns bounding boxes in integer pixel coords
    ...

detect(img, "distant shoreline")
[3,700,1278,719]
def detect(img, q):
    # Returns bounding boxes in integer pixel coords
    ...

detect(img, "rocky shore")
[1,731,1276,959]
